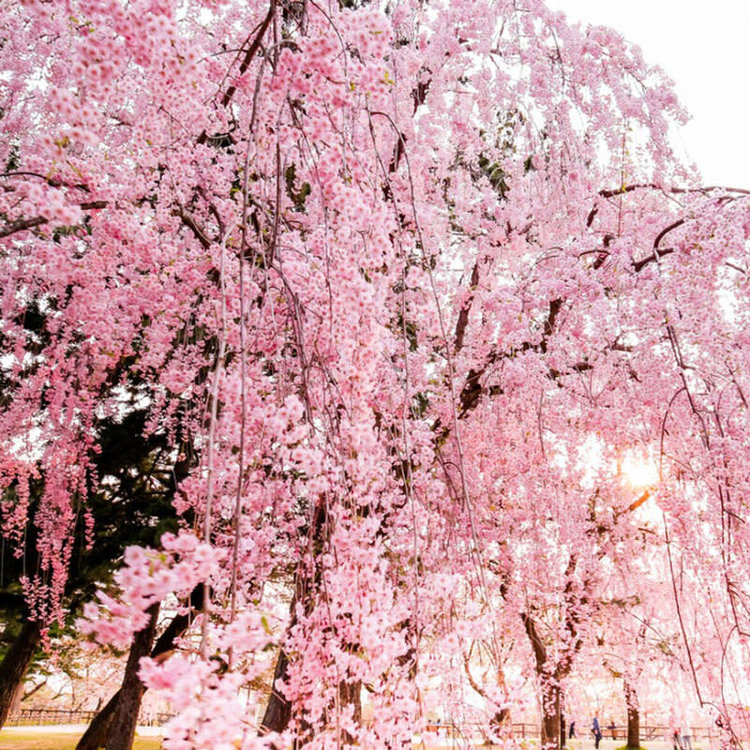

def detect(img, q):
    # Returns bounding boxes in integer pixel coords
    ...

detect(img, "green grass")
[0,729,162,750]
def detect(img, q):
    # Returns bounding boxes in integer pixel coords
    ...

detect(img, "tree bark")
[76,684,121,749]
[259,499,363,746]
[260,647,292,734]
[337,677,362,745]
[624,678,640,750]
[105,603,159,750]
[541,683,562,750]
[76,604,159,750]
[76,585,203,750]
[0,619,42,729]
[522,613,562,750]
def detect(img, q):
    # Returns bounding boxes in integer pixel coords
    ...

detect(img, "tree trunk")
[76,685,122,750]
[624,678,640,750]
[0,619,42,729]
[77,586,203,750]
[540,683,562,750]
[337,677,362,745]
[76,603,159,750]
[522,613,562,750]
[489,708,511,737]
[260,647,292,734]
[106,603,159,750]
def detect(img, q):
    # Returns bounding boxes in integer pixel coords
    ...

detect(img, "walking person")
[680,710,693,750]
[670,712,684,750]
[592,714,603,750]
[569,720,576,739]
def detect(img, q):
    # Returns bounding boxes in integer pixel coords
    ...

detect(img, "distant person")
[592,715,602,749]
[671,711,684,750]
[680,711,693,750]
[672,728,683,750]
[569,720,576,739]
[609,720,616,739]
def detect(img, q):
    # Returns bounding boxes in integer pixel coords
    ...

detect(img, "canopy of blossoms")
[1,0,749,748]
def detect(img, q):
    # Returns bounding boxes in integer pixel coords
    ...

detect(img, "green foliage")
[0,406,182,674]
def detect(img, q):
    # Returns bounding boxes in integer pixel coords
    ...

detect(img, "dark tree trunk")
[522,554,589,750]
[260,647,292,734]
[105,603,159,750]
[522,613,562,750]
[76,604,159,750]
[490,707,511,736]
[540,683,562,750]
[76,685,121,750]
[0,619,42,728]
[77,586,203,750]
[337,677,362,745]
[624,678,640,750]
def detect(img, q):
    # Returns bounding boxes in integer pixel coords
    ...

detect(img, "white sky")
[545,0,750,189]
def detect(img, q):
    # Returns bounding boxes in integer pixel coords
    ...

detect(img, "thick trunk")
[0,619,42,728]
[106,603,159,750]
[490,707,511,735]
[624,678,640,750]
[523,554,587,750]
[540,684,562,750]
[77,586,203,750]
[337,678,362,745]
[258,648,361,745]
[259,500,363,746]
[260,647,292,734]
[76,603,159,750]
[76,686,122,750]
[522,613,562,750]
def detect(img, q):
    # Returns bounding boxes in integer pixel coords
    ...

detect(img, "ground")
[0,729,708,750]
[0,726,162,750]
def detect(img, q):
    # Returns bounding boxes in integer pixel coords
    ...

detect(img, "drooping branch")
[0,201,107,240]
[196,1,277,146]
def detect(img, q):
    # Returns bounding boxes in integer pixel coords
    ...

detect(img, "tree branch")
[0,201,107,240]
[197,1,276,146]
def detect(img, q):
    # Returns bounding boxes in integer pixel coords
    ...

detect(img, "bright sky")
[545,0,750,189]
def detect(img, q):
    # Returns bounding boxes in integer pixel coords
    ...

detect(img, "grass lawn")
[0,730,162,750]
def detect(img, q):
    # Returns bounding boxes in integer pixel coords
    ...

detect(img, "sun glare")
[622,454,659,489]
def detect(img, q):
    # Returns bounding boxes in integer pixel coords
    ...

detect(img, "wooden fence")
[9,706,174,727]
[6,710,730,742]
[420,722,722,743]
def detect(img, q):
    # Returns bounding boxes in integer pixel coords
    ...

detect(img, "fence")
[6,711,731,743]
[519,724,720,742]
[420,722,722,743]
[9,706,175,727]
